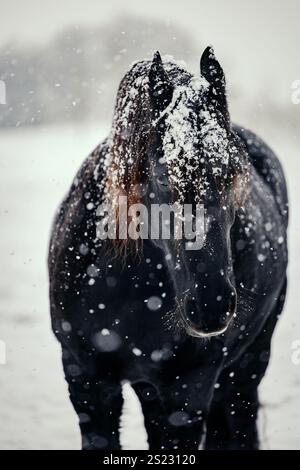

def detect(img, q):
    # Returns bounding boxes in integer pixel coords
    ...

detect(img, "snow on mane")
[96,58,231,204]
[160,75,230,201]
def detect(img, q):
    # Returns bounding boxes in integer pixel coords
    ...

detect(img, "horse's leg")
[205,278,287,450]
[131,382,165,450]
[61,348,123,450]
[157,369,218,450]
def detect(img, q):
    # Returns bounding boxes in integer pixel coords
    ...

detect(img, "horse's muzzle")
[181,285,237,338]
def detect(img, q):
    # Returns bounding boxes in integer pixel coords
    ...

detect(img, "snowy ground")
[0,123,299,449]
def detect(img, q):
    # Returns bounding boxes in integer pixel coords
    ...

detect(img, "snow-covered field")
[0,123,299,449]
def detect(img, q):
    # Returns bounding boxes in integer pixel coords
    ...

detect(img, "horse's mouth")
[183,320,231,339]
[174,290,236,339]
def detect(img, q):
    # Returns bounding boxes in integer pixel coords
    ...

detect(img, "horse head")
[105,48,250,338]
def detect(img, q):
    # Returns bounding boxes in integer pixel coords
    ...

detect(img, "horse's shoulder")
[232,124,281,172]
[75,138,109,186]
[59,137,108,210]
[48,138,109,272]
[232,123,288,223]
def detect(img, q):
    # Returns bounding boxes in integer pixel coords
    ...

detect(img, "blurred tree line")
[0,14,298,132]
[0,16,197,127]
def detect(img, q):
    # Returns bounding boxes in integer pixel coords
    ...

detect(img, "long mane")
[102,59,190,253]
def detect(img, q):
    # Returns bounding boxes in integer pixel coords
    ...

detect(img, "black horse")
[48,48,288,450]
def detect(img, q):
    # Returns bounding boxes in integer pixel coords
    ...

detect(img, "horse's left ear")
[200,46,229,120]
[149,51,173,116]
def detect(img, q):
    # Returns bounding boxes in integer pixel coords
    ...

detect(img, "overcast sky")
[0,0,299,104]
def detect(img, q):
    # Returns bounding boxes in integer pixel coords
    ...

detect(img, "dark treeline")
[0,15,298,131]
[0,16,196,128]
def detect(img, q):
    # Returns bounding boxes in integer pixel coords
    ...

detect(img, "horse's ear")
[149,51,173,116]
[200,46,228,119]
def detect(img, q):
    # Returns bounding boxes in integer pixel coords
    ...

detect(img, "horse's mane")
[105,59,190,200]
[101,59,190,254]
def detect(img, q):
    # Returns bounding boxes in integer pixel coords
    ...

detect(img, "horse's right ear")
[149,51,173,116]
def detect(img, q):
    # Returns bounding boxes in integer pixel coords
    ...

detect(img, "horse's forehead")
[159,78,230,200]
[158,76,210,159]
[170,76,209,108]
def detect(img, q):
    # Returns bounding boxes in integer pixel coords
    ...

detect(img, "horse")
[48,47,288,450]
